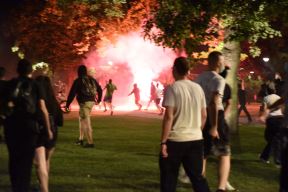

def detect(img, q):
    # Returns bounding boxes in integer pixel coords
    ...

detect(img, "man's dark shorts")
[104,95,112,103]
[203,110,231,157]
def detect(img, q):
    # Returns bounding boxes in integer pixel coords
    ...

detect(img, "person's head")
[109,79,112,84]
[172,57,189,79]
[0,66,6,79]
[208,51,224,72]
[133,83,137,88]
[17,59,33,77]
[77,65,87,77]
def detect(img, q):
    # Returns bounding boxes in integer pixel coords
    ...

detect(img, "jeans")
[260,116,283,163]
[159,140,210,192]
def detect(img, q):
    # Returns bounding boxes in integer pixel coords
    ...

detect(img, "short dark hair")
[208,51,222,66]
[0,66,5,78]
[17,59,33,76]
[173,57,189,76]
[78,65,87,77]
[219,66,230,78]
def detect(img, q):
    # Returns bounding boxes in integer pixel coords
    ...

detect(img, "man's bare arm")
[208,92,220,138]
[160,106,174,158]
[201,107,207,130]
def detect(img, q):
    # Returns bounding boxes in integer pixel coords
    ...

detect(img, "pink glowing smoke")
[84,32,177,110]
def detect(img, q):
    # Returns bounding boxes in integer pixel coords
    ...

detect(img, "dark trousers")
[238,105,252,121]
[159,140,210,192]
[4,120,37,192]
[280,129,288,192]
[260,116,283,163]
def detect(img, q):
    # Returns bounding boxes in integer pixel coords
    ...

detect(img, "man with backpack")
[66,65,102,148]
[3,59,52,192]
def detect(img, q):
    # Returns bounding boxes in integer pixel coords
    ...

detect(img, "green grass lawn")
[0,115,280,192]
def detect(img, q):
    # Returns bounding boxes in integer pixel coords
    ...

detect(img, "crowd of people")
[0,52,287,192]
[159,52,288,192]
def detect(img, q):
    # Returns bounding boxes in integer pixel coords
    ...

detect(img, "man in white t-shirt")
[196,51,231,192]
[160,57,210,192]
[267,72,288,192]
[259,83,283,164]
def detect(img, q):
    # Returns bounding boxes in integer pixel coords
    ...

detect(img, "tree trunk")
[222,37,241,134]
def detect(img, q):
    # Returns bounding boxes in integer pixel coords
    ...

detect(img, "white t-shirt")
[162,80,206,142]
[195,71,225,111]
[263,94,283,117]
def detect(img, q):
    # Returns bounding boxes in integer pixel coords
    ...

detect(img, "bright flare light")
[84,32,177,110]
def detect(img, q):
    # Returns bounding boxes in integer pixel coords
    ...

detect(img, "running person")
[103,79,117,115]
[128,83,142,110]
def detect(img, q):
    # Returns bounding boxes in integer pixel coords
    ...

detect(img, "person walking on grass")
[33,75,63,192]
[66,65,102,148]
[3,59,52,192]
[259,83,283,165]
[103,79,117,116]
[160,57,210,192]
[196,51,231,192]
[267,66,288,192]
[238,79,252,123]
[128,83,142,110]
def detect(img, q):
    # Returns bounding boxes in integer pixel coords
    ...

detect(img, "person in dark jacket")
[34,75,63,192]
[66,65,102,148]
[238,79,252,123]
[4,59,52,192]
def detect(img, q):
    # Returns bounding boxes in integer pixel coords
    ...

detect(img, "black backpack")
[80,76,97,97]
[1,79,36,119]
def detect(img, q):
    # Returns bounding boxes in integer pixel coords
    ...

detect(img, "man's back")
[163,79,206,142]
[106,83,117,96]
[196,71,225,110]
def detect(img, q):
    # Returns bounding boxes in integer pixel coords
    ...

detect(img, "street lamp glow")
[263,57,270,62]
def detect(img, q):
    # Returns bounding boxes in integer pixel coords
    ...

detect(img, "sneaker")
[110,111,114,116]
[83,143,94,148]
[103,109,107,112]
[75,140,83,146]
[226,182,236,191]
[178,175,190,184]
[259,157,270,164]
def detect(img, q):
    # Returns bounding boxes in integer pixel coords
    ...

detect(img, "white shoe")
[226,182,236,191]
[178,166,190,184]
[178,175,190,184]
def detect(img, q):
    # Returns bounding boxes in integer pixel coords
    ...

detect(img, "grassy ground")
[0,114,280,192]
